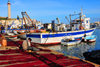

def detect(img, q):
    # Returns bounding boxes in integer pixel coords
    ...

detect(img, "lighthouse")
[7,0,11,19]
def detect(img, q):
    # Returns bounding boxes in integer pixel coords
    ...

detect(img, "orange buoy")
[2,37,7,47]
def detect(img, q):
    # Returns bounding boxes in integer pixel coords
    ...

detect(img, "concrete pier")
[0,36,99,67]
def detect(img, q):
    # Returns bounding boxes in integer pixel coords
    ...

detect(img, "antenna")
[81,8,83,16]
[81,8,86,19]
[8,0,10,3]
[65,16,70,23]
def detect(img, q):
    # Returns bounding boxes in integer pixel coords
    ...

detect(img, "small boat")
[84,35,96,42]
[61,37,82,46]
[7,32,15,36]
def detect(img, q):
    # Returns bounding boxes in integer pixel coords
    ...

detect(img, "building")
[0,0,24,28]
[94,21,100,27]
[0,0,40,29]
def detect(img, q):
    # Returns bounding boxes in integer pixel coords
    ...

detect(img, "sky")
[0,0,100,24]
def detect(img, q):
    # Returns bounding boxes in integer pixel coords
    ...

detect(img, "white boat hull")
[85,38,96,42]
[61,40,81,46]
[26,28,95,45]
[7,33,15,36]
[84,35,96,42]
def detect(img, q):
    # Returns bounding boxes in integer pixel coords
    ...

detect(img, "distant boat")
[96,26,100,29]
[84,35,96,42]
[61,37,82,46]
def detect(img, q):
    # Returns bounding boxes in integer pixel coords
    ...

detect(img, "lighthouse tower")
[7,0,11,19]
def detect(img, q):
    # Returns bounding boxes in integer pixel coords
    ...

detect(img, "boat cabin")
[71,18,90,31]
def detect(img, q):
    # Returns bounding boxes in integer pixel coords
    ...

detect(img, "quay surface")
[0,36,99,67]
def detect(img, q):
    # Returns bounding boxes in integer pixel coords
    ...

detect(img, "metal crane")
[65,16,70,23]
[21,12,36,29]
[56,17,60,24]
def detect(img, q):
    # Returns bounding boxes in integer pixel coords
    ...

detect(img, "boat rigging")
[21,12,36,30]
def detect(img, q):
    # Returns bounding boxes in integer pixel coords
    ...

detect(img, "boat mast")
[21,12,36,30]
[80,8,83,27]
[21,12,28,30]
[5,20,7,33]
[69,9,83,30]
[81,8,83,19]
[80,13,82,27]
[69,14,72,30]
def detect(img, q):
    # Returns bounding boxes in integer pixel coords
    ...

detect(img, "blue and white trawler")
[26,13,95,45]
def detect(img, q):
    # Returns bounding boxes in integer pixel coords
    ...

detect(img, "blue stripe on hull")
[42,29,94,38]
[27,34,41,38]
[26,29,94,38]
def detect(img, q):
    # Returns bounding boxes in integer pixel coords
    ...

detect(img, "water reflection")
[56,29,100,59]
[58,42,96,59]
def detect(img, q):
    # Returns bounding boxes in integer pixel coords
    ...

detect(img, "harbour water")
[48,29,100,59]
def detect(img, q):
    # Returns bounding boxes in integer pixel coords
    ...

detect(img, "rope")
[44,32,51,44]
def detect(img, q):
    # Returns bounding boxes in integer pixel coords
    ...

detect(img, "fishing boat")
[26,25,95,45]
[84,35,96,42]
[26,11,95,45]
[61,37,82,46]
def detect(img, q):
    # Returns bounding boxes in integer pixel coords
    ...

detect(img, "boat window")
[87,21,88,23]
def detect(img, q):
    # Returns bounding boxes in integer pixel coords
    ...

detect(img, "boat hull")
[61,40,81,46]
[84,38,96,42]
[26,28,95,45]
[84,35,96,42]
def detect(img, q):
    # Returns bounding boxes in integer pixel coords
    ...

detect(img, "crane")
[21,12,36,29]
[65,16,70,23]
[56,17,60,24]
